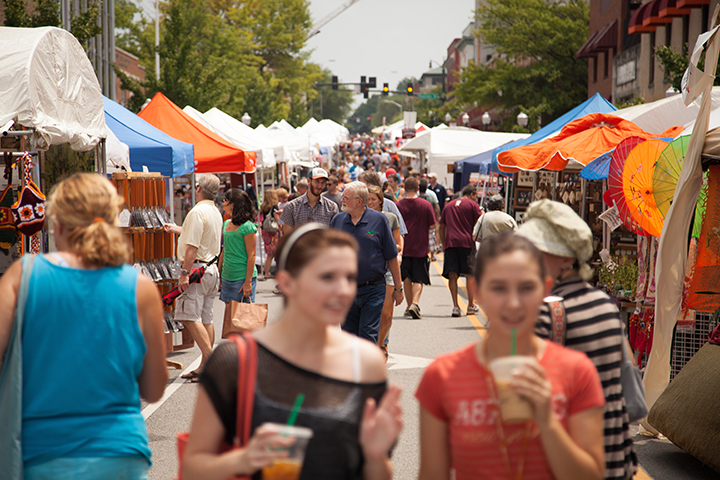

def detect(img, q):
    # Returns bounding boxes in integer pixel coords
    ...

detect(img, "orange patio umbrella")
[497,113,683,173]
[139,93,256,173]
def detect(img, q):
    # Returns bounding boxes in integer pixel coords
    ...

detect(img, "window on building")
[664,24,672,81]
[683,15,690,52]
[604,51,610,79]
[593,56,598,83]
[649,32,655,87]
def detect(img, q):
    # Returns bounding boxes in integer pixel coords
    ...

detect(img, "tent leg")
[191,172,196,205]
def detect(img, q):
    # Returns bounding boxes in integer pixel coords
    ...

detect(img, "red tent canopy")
[138,93,256,173]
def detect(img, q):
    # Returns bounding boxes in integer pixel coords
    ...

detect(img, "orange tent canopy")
[138,93,256,173]
[497,113,683,173]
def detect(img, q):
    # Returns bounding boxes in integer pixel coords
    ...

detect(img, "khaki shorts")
[174,264,219,325]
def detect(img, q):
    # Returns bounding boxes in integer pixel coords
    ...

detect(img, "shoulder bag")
[262,210,279,234]
[176,333,258,480]
[0,254,35,480]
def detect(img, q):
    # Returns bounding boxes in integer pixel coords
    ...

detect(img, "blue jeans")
[219,277,257,303]
[342,283,386,343]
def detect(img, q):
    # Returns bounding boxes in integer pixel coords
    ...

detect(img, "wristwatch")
[394,287,403,292]
[181,269,189,276]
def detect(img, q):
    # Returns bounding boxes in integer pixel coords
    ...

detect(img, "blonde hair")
[261,188,278,213]
[276,187,289,202]
[45,173,131,267]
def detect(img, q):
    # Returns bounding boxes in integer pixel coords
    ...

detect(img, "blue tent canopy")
[490,93,618,176]
[453,148,496,192]
[103,96,194,177]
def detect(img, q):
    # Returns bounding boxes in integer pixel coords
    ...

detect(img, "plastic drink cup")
[489,356,535,423]
[261,424,313,480]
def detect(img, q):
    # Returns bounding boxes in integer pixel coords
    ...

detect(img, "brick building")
[115,47,146,108]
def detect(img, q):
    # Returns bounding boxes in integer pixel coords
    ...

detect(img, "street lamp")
[444,112,452,124]
[517,112,528,128]
[462,112,469,125]
[241,112,251,126]
[482,111,491,130]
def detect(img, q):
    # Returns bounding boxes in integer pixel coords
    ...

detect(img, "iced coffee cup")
[261,424,313,480]
[489,356,535,423]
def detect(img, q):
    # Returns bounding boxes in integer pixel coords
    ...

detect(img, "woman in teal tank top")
[0,173,168,480]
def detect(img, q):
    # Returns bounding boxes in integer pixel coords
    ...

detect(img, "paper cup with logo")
[489,356,535,423]
[261,423,313,480]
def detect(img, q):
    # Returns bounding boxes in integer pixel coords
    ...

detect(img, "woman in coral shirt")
[416,233,606,480]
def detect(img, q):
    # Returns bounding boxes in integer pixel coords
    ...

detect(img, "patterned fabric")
[537,277,637,480]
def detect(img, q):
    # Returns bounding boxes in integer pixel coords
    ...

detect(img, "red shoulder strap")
[231,333,258,446]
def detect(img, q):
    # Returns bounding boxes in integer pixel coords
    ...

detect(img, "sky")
[306,0,476,108]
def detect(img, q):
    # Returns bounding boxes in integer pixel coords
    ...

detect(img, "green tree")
[454,0,589,132]
[3,0,59,27]
[655,44,720,93]
[308,69,354,124]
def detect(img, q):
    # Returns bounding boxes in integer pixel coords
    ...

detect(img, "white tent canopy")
[0,26,106,151]
[182,106,280,168]
[263,124,311,164]
[399,127,529,185]
[615,87,720,135]
[105,127,132,173]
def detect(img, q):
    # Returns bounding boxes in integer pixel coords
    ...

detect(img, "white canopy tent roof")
[299,118,350,151]
[105,127,132,173]
[263,124,311,164]
[615,87,720,135]
[0,26,106,151]
[400,127,529,186]
[182,106,280,168]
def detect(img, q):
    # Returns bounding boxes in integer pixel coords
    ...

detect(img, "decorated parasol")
[622,138,669,237]
[580,148,614,180]
[653,135,707,237]
[607,136,652,235]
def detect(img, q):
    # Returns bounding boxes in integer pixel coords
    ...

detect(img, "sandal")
[181,370,200,380]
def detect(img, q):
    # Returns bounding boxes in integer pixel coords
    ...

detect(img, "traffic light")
[331,75,338,90]
[360,76,369,99]
[368,77,376,88]
[382,83,389,96]
[406,84,414,96]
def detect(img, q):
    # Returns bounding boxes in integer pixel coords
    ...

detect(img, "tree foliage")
[309,69,355,125]
[115,0,329,127]
[453,0,589,132]
[2,0,59,27]
[655,44,720,93]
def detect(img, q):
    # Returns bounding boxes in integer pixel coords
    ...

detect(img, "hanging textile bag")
[11,178,45,237]
[176,334,257,480]
[0,185,18,249]
[0,254,35,480]
[222,300,268,338]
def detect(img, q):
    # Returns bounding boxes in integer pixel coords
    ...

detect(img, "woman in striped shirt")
[517,200,637,480]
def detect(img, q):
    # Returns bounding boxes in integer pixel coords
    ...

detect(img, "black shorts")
[441,247,475,279]
[401,256,431,285]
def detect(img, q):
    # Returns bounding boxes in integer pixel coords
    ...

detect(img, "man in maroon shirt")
[438,184,482,317]
[396,176,437,319]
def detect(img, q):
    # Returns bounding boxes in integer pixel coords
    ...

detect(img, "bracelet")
[394,287,403,292]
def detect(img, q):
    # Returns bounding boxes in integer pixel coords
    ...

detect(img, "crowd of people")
[0,137,638,480]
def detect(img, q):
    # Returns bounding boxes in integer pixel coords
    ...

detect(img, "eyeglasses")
[341,195,356,202]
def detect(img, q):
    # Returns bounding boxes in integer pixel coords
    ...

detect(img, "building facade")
[115,47,146,107]
[582,0,717,104]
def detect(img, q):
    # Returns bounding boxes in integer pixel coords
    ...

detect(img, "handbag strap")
[232,333,258,446]
[550,301,566,345]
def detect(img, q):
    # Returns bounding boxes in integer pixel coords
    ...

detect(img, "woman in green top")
[219,189,258,324]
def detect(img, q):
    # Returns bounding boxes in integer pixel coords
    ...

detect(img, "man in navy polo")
[330,181,404,343]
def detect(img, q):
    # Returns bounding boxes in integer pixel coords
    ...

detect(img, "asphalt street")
[143,256,719,480]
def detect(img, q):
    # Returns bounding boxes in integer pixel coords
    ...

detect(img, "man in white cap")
[428,172,449,211]
[280,167,339,235]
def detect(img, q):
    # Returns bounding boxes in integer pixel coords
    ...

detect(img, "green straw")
[287,393,305,426]
[510,328,517,356]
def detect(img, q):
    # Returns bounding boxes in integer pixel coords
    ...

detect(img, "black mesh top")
[200,340,387,480]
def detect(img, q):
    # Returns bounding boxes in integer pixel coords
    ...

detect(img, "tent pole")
[580,178,587,221]
[169,177,175,223]
[191,172,196,205]
[243,172,247,190]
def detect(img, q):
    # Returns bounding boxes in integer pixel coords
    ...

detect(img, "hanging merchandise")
[0,185,18,249]
[11,154,45,237]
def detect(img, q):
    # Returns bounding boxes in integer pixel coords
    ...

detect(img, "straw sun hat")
[517,199,594,280]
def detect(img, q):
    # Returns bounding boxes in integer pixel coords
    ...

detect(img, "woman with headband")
[183,224,403,480]
[0,173,168,479]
